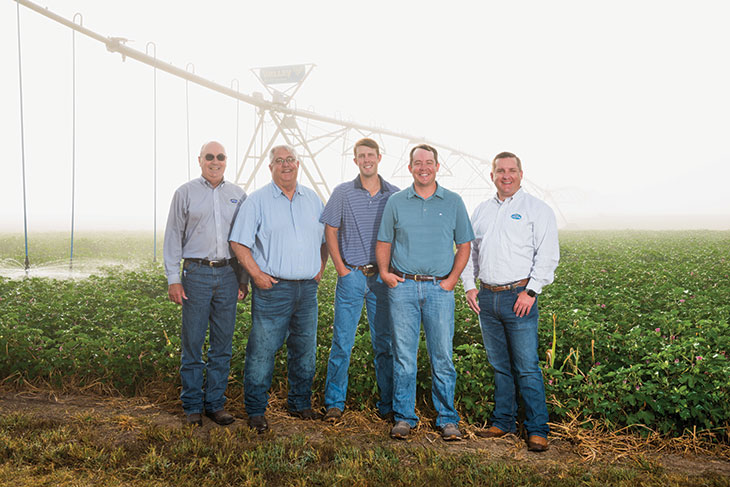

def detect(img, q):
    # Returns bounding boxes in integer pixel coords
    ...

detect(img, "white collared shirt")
[460,188,559,294]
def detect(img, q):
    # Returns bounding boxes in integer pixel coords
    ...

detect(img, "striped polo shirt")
[320,175,399,267]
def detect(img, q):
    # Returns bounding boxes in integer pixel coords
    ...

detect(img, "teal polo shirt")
[377,183,474,277]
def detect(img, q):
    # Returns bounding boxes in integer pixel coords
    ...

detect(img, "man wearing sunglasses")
[163,141,248,427]
[230,144,328,434]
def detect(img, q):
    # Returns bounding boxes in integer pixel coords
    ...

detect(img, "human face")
[491,157,523,200]
[408,148,439,189]
[199,141,227,186]
[353,145,381,178]
[269,147,299,188]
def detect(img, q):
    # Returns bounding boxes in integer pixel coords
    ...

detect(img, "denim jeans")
[323,266,393,415]
[180,261,239,414]
[478,286,549,438]
[244,279,319,416]
[389,278,459,428]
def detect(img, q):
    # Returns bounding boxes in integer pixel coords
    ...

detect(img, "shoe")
[322,407,342,422]
[475,425,507,438]
[527,435,548,452]
[390,421,411,439]
[288,408,323,420]
[377,411,395,424]
[248,415,268,434]
[441,423,463,441]
[186,413,202,426]
[205,409,235,425]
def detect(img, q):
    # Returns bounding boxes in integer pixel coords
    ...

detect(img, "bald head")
[198,141,227,187]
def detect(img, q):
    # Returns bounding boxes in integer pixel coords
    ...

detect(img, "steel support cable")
[15,0,30,273]
[185,63,194,181]
[231,79,240,180]
[146,42,157,262]
[70,13,82,271]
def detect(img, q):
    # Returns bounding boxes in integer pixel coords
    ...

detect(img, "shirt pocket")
[504,215,533,251]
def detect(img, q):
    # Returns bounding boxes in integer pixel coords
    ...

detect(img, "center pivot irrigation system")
[12,0,565,271]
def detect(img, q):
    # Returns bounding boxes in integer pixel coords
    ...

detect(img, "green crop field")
[1,231,729,437]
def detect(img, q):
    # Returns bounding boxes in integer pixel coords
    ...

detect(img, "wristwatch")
[526,289,536,298]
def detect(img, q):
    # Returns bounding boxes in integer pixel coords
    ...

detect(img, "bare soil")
[2,390,729,479]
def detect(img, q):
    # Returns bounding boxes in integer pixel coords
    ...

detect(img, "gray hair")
[269,144,299,164]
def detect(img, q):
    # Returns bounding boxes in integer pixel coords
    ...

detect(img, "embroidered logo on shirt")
[511,213,522,220]
[230,199,238,203]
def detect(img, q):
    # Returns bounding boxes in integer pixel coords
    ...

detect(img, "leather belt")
[391,268,448,282]
[184,258,232,268]
[343,259,378,277]
[480,278,529,292]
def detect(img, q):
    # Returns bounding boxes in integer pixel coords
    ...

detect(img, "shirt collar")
[353,174,387,194]
[493,187,524,204]
[406,182,444,200]
[270,180,303,198]
[199,176,225,189]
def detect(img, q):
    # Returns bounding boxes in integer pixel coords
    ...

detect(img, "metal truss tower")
[14,0,565,219]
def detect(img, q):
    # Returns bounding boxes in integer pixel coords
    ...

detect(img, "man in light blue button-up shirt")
[230,144,327,433]
[163,141,246,427]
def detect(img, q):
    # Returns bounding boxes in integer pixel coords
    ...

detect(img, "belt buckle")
[362,264,376,277]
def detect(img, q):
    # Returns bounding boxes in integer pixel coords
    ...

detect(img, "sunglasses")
[204,153,227,161]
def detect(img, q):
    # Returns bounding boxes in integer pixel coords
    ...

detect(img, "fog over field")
[1,0,729,232]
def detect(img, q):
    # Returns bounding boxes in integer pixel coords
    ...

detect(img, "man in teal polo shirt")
[376,144,474,441]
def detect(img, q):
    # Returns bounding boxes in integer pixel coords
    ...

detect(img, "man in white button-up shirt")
[460,151,559,452]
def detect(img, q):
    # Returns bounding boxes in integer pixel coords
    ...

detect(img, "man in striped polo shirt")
[320,138,400,423]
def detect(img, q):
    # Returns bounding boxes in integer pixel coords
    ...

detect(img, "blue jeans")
[389,278,459,428]
[323,266,393,415]
[244,279,319,416]
[180,261,239,414]
[478,286,549,438]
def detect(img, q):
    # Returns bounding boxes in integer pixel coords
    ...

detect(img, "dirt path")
[2,390,729,479]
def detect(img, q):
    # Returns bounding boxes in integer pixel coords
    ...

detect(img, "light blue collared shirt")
[229,181,325,280]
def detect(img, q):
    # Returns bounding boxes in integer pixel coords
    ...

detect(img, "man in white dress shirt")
[460,151,559,452]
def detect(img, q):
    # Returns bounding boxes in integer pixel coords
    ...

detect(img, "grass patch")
[1,411,728,487]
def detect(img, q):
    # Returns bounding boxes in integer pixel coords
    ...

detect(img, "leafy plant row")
[1,231,728,437]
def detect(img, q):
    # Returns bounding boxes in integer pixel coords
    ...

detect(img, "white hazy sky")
[1,0,729,231]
